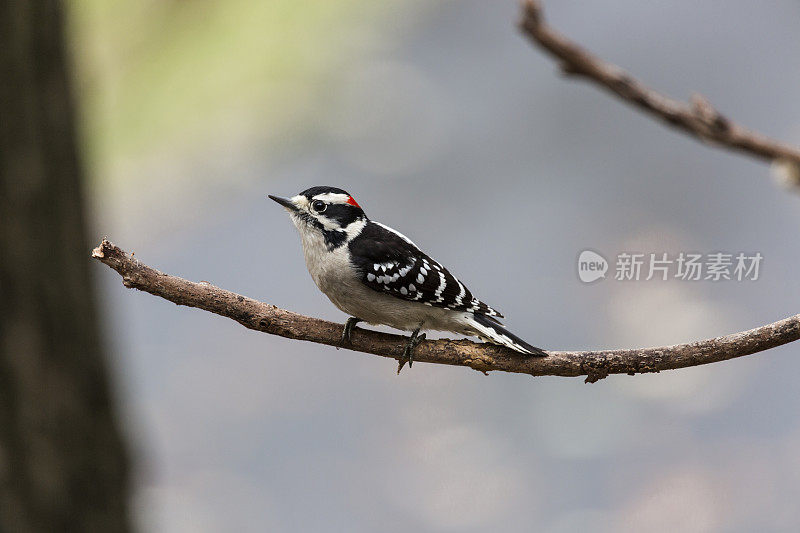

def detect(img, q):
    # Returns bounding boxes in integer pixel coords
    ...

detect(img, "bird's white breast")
[293,216,474,334]
[299,230,355,294]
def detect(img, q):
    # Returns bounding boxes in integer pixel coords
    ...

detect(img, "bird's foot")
[397,328,426,374]
[341,317,362,345]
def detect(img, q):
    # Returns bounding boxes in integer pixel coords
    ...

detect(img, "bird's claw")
[397,329,426,374]
[341,317,361,345]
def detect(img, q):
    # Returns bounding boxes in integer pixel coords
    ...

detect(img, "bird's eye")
[311,200,327,213]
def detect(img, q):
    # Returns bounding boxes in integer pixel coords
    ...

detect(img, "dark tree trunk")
[0,1,130,531]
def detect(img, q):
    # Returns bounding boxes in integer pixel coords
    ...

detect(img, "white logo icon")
[578,250,608,283]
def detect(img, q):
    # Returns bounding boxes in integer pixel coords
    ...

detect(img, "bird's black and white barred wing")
[348,221,503,317]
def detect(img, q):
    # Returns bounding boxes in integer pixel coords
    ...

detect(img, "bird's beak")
[268,195,298,212]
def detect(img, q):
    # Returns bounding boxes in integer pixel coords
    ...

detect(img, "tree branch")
[92,239,799,383]
[519,0,800,168]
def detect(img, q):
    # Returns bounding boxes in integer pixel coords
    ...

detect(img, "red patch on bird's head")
[346,196,361,208]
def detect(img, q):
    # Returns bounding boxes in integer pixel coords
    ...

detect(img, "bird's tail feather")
[469,314,547,356]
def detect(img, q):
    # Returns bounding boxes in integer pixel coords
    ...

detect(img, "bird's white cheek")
[289,213,305,231]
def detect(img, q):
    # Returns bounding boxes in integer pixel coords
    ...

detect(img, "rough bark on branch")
[519,0,800,168]
[92,240,799,383]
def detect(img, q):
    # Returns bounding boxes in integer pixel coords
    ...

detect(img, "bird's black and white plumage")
[349,220,500,317]
[269,186,546,359]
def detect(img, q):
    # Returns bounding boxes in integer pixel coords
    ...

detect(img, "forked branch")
[519,0,800,168]
[92,240,800,383]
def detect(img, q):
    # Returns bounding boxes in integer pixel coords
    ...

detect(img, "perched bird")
[269,186,547,367]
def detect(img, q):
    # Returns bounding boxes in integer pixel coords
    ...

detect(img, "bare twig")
[519,0,800,167]
[92,239,799,383]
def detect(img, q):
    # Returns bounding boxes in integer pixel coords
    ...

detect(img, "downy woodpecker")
[269,186,546,366]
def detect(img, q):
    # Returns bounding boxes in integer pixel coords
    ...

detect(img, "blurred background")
[43,0,800,530]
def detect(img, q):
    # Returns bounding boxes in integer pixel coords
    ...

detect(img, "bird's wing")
[348,221,503,317]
